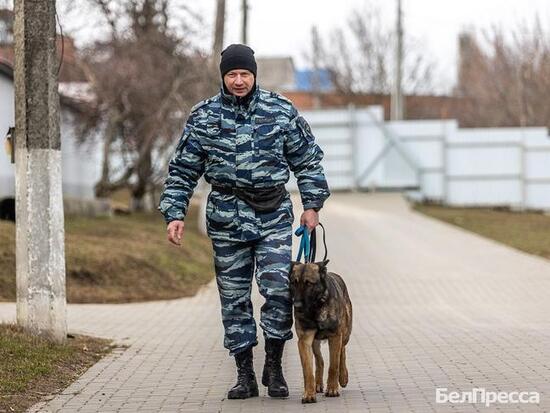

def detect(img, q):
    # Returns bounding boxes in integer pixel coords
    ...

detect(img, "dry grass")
[0,204,214,303]
[413,203,550,260]
[0,324,113,413]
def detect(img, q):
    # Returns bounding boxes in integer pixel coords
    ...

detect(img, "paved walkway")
[2,193,550,412]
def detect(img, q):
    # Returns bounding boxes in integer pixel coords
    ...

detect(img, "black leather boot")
[227,347,259,399]
[262,338,289,398]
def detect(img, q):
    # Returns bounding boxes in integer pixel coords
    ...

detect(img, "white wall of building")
[0,74,15,198]
[0,75,102,203]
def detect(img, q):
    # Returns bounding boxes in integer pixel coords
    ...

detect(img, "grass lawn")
[413,203,550,260]
[0,204,214,303]
[0,324,113,413]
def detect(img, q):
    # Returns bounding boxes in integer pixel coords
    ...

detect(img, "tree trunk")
[131,148,152,211]
[94,118,116,197]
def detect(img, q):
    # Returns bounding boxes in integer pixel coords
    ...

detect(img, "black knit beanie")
[220,44,257,78]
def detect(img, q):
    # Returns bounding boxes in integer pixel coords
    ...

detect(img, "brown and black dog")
[289,259,353,403]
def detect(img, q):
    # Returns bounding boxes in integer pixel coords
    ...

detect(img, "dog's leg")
[297,330,316,403]
[326,334,342,397]
[339,344,348,388]
[312,339,324,393]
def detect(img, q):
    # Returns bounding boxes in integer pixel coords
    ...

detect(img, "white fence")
[0,110,102,202]
[290,106,550,210]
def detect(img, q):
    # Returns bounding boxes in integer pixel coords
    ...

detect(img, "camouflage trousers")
[212,225,294,356]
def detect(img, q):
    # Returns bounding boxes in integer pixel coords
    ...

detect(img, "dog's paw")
[339,366,349,388]
[315,383,324,393]
[302,393,317,403]
[339,374,348,388]
[325,387,340,397]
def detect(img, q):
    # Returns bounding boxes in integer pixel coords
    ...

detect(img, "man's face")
[223,69,255,97]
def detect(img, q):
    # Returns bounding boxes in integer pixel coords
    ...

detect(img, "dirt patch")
[0,324,114,413]
[0,204,214,303]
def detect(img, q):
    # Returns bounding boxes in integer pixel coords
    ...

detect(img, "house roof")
[0,27,92,113]
[255,56,335,93]
[256,57,295,92]
[282,90,465,121]
[295,68,333,92]
[0,58,89,113]
[0,57,12,79]
[0,35,88,83]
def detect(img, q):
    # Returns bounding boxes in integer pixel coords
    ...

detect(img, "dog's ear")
[315,259,329,280]
[289,261,298,279]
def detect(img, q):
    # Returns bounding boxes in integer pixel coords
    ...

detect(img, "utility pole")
[310,25,322,109]
[14,0,67,343]
[391,0,404,120]
[212,0,226,67]
[241,0,248,44]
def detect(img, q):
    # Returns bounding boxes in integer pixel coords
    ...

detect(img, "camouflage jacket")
[158,85,330,242]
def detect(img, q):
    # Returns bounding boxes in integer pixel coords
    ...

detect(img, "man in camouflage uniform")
[159,44,330,399]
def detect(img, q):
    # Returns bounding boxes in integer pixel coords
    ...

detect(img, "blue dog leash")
[294,223,328,263]
[294,225,311,262]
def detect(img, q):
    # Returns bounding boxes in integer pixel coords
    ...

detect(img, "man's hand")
[167,220,185,246]
[300,209,319,232]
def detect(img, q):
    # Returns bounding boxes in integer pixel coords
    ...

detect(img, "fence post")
[442,122,449,205]
[348,104,358,191]
[520,130,527,210]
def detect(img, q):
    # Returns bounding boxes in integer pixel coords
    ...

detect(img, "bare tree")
[456,16,550,128]
[310,2,435,98]
[74,0,213,210]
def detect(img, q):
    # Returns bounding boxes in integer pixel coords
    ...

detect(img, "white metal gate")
[288,106,421,191]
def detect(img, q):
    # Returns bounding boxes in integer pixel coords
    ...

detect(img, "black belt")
[212,184,284,196]
[211,184,234,196]
[211,184,287,213]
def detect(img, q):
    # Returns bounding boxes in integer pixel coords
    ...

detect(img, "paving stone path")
[1,193,549,412]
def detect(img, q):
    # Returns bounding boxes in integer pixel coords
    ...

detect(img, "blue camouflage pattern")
[158,85,330,242]
[212,222,293,355]
[159,84,330,354]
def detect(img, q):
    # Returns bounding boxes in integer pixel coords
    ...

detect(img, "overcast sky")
[60,0,550,94]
